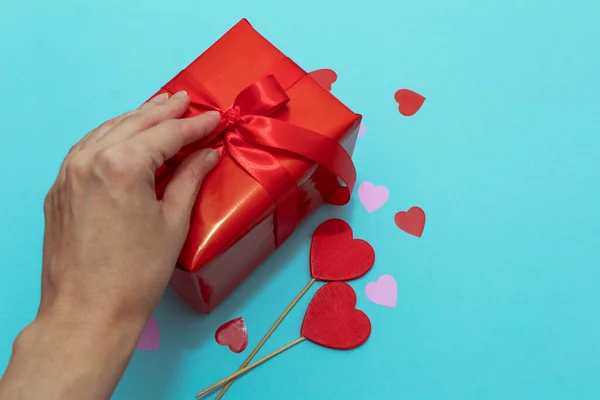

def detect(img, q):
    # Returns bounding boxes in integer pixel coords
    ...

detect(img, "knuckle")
[127,110,160,129]
[120,143,148,162]
[64,154,91,180]
[137,100,158,111]
[115,111,137,124]
[43,190,54,214]
[165,118,194,138]
[94,144,148,178]
[66,143,79,156]
[94,148,131,176]
[121,110,137,118]
[189,167,207,186]
[96,112,136,134]
[158,118,180,132]
[96,118,118,133]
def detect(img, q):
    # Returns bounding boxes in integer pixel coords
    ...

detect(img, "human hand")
[40,90,220,325]
[0,91,221,399]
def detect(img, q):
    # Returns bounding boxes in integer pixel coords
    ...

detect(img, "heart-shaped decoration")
[310,218,375,281]
[301,282,371,349]
[365,274,397,308]
[394,89,425,116]
[394,206,426,237]
[308,69,337,91]
[136,317,160,351]
[358,182,389,213]
[215,317,248,353]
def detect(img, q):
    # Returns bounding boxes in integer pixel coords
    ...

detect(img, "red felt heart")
[310,218,375,281]
[394,206,426,237]
[308,69,337,91]
[301,282,371,350]
[394,89,426,116]
[215,317,248,353]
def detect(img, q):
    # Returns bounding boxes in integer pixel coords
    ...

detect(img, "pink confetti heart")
[358,182,389,213]
[136,317,160,351]
[365,274,397,308]
[358,123,366,138]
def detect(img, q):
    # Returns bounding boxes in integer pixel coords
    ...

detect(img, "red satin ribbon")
[160,71,356,246]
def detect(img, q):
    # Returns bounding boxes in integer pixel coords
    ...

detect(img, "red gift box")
[152,19,361,313]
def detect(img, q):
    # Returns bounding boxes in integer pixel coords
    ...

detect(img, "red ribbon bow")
[158,71,357,246]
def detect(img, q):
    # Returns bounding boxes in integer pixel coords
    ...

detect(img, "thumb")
[162,148,220,225]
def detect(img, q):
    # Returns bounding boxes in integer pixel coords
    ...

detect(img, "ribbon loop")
[161,72,356,247]
[232,75,290,116]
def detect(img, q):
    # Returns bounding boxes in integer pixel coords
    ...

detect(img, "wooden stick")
[214,278,316,399]
[196,337,307,398]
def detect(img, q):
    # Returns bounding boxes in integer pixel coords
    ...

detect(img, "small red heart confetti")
[394,89,426,116]
[215,317,249,353]
[309,69,337,91]
[394,206,426,237]
[310,218,375,281]
[301,282,371,349]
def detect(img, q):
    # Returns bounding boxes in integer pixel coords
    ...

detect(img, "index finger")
[129,111,222,167]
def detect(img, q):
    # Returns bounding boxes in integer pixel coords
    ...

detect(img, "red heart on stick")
[394,206,426,237]
[301,282,371,350]
[394,89,426,116]
[310,218,375,281]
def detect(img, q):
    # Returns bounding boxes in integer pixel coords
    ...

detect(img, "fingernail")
[205,149,220,166]
[205,111,220,118]
[173,90,188,98]
[150,93,169,103]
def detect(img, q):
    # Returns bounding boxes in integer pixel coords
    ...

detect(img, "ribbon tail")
[237,116,357,205]
[226,133,299,245]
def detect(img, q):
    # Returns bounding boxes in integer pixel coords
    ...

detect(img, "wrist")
[36,294,150,340]
[1,303,148,400]
[27,298,149,363]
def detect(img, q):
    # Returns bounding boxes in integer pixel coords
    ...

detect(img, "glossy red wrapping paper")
[152,19,361,313]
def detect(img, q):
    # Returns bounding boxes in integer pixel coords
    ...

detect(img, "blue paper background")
[1,1,600,399]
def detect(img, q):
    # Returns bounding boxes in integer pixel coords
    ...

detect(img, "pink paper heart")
[358,123,366,138]
[365,274,397,308]
[136,317,160,351]
[358,182,389,213]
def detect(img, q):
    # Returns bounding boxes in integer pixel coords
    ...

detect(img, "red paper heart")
[394,89,425,116]
[215,317,248,353]
[394,206,426,237]
[301,282,371,349]
[308,69,337,91]
[310,218,375,281]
